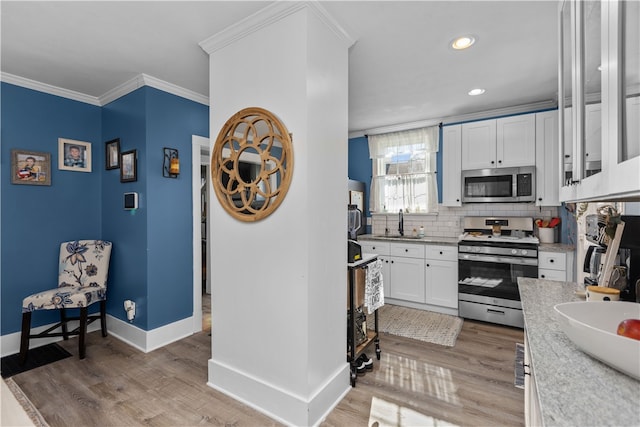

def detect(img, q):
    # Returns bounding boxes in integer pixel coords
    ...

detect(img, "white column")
[200,3,353,426]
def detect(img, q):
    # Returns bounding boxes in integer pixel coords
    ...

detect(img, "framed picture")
[58,138,92,172]
[11,149,51,186]
[105,138,120,170]
[120,149,137,182]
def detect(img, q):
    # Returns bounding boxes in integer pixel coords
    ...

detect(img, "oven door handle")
[458,253,538,266]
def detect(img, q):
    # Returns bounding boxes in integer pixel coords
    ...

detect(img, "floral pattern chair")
[20,240,112,364]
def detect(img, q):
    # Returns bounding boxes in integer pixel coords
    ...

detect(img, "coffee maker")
[583,245,606,285]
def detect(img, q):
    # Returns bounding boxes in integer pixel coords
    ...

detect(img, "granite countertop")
[518,278,640,427]
[538,243,575,253]
[358,234,459,245]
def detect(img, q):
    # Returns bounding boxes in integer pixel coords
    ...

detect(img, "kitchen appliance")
[348,240,362,263]
[582,214,640,302]
[348,205,362,240]
[461,166,535,203]
[458,217,539,328]
[583,245,606,285]
[348,179,366,238]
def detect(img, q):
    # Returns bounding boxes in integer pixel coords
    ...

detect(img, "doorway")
[192,135,210,333]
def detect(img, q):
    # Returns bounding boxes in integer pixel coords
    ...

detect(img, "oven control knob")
[511,249,517,255]
[522,250,528,255]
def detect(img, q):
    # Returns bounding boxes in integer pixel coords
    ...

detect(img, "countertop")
[518,277,640,426]
[358,234,459,246]
[538,243,575,253]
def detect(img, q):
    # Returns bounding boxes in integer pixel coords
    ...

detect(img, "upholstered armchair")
[20,240,112,364]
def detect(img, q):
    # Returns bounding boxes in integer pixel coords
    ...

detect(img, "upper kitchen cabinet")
[535,110,561,206]
[461,115,535,171]
[559,0,640,202]
[442,125,462,206]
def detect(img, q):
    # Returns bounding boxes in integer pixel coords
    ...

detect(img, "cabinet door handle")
[541,274,546,278]
[426,264,430,267]
[405,249,408,252]
[487,308,505,315]
[550,259,555,263]
[439,251,443,255]
[491,160,495,164]
[565,154,570,158]
[456,198,460,202]
[498,160,502,164]
[538,197,542,201]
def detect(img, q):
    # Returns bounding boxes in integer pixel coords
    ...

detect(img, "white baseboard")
[207,358,350,426]
[1,314,195,357]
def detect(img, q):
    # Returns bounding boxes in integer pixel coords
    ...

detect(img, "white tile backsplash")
[371,204,559,238]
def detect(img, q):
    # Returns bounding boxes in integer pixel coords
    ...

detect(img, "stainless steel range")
[458,217,539,328]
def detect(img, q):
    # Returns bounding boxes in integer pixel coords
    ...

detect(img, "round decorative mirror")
[211,107,294,222]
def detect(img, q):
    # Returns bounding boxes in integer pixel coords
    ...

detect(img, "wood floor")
[11,302,524,427]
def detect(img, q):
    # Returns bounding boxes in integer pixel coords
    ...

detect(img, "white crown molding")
[99,74,209,106]
[1,72,101,106]
[2,72,209,107]
[349,99,558,138]
[199,1,354,55]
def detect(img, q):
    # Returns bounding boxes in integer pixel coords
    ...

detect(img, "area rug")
[1,343,72,379]
[3,377,49,426]
[514,343,525,389]
[368,304,463,347]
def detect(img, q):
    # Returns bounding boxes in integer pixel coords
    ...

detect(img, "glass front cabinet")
[559,0,640,202]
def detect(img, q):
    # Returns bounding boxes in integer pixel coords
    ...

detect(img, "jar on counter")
[418,226,425,238]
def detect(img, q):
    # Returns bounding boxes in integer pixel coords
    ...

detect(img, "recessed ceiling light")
[451,35,476,50]
[468,88,485,96]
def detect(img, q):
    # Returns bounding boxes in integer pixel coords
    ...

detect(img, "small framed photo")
[105,138,120,170]
[11,149,51,186]
[58,138,91,172]
[120,149,137,183]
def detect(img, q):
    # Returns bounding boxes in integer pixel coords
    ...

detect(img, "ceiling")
[1,1,559,135]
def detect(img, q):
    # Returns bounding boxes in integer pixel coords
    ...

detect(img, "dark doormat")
[1,343,72,378]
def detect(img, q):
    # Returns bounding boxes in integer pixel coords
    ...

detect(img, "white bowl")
[554,301,640,380]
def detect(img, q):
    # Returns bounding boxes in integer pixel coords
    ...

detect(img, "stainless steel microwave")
[461,166,536,203]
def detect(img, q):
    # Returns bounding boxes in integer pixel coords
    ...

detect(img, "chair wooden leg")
[60,308,69,340]
[79,307,88,359]
[100,300,108,337]
[19,312,32,365]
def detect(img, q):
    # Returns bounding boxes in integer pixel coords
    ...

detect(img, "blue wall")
[1,83,102,334]
[1,83,208,335]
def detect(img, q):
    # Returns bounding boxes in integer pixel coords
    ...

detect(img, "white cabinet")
[359,240,391,296]
[538,250,574,282]
[424,245,458,309]
[359,240,459,313]
[389,243,425,303]
[535,111,560,206]
[461,115,536,170]
[462,120,496,170]
[559,0,640,202]
[496,114,536,168]
[442,125,462,206]
[524,333,542,427]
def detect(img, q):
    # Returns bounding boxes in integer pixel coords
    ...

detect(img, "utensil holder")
[538,227,556,243]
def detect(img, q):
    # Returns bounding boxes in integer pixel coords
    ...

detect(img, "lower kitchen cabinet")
[389,255,425,302]
[425,245,458,309]
[538,250,574,282]
[359,239,458,314]
[524,332,542,427]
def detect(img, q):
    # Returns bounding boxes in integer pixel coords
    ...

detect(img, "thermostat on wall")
[124,192,138,210]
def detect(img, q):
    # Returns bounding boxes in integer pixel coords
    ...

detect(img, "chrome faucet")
[398,209,404,236]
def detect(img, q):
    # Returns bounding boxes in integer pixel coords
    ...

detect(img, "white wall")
[203,4,351,426]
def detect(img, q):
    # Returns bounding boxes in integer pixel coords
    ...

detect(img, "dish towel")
[365,259,384,314]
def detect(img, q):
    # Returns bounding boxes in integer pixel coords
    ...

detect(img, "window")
[368,126,439,213]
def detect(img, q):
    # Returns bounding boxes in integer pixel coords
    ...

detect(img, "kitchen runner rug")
[368,304,463,347]
[2,377,50,426]
[515,343,525,389]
